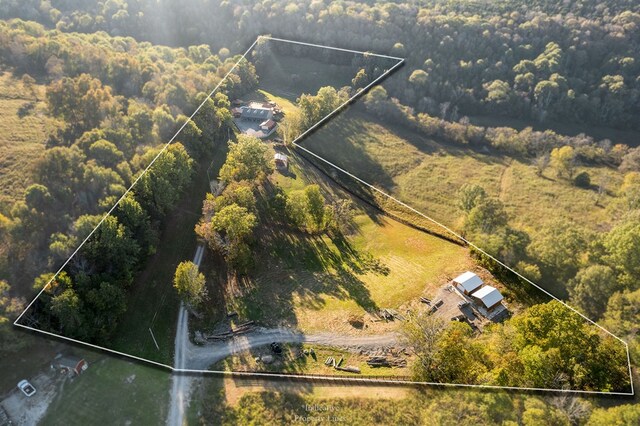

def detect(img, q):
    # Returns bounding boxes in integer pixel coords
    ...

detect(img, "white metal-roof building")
[471,285,504,311]
[452,271,483,295]
[274,153,289,169]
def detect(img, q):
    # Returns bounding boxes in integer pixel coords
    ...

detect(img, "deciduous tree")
[568,265,618,319]
[550,146,577,179]
[173,261,207,307]
[219,135,272,184]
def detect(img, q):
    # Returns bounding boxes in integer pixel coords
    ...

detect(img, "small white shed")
[274,153,289,170]
[472,285,504,311]
[452,271,483,295]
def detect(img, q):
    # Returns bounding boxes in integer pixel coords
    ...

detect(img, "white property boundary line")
[13,37,258,326]
[13,36,634,396]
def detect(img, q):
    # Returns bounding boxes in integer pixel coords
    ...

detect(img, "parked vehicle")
[17,380,36,397]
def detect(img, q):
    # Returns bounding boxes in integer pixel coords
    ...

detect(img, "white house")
[239,105,273,122]
[452,271,483,295]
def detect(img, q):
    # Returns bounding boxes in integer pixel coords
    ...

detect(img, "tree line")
[194,134,354,282]
[404,300,629,392]
[0,22,261,344]
[2,1,639,131]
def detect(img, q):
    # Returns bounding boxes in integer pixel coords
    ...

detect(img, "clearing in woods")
[223,148,476,336]
[13,37,631,394]
[14,36,409,367]
[0,72,57,210]
[301,108,627,238]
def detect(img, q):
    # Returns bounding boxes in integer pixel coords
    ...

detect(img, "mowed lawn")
[242,88,298,118]
[257,89,297,116]
[257,53,362,101]
[39,357,170,425]
[0,72,57,211]
[229,150,472,335]
[303,109,626,236]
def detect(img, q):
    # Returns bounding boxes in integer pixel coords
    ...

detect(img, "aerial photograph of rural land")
[0,1,639,425]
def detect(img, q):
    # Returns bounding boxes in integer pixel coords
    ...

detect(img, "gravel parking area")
[428,285,485,331]
[1,371,64,425]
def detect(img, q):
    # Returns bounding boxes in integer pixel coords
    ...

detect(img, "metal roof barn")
[471,285,504,310]
[452,271,483,294]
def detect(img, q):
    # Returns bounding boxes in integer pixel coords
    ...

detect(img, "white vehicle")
[17,380,36,397]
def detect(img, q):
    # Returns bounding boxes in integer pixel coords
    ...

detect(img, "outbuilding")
[452,271,483,295]
[471,285,504,311]
[51,354,89,376]
[274,153,289,170]
[260,119,277,132]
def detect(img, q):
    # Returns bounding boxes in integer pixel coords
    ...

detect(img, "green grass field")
[227,149,473,335]
[257,89,297,116]
[39,357,170,425]
[257,53,359,100]
[0,72,57,212]
[302,109,626,238]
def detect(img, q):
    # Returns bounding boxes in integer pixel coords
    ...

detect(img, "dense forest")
[0,0,638,423]
[0,19,258,343]
[1,0,639,130]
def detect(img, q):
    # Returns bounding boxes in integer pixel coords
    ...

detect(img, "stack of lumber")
[379,308,406,321]
[335,365,361,373]
[325,356,358,373]
[204,321,255,341]
[366,356,407,368]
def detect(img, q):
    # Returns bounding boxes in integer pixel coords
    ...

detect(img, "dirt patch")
[1,371,63,425]
[422,282,510,332]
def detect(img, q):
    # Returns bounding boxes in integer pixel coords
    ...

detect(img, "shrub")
[574,171,591,188]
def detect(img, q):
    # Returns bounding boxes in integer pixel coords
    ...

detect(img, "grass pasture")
[189,375,422,426]
[39,357,170,426]
[302,109,626,238]
[220,376,410,407]
[0,72,56,212]
[225,148,473,335]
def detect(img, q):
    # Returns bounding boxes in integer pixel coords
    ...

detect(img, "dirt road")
[166,243,204,426]
[165,244,401,425]
[183,328,400,371]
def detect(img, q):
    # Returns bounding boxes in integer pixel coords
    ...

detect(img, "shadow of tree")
[229,218,389,329]
[213,341,311,375]
[301,107,512,191]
